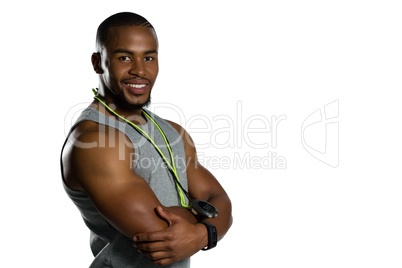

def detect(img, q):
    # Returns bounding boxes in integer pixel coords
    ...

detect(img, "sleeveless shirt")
[61,107,190,268]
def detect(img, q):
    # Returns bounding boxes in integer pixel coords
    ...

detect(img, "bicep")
[174,125,227,201]
[68,132,168,238]
[186,158,227,201]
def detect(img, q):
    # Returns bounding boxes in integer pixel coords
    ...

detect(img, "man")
[60,12,232,267]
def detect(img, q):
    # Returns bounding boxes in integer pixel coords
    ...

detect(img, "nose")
[129,58,146,77]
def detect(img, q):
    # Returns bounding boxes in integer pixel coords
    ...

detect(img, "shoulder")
[62,120,134,190]
[163,119,198,164]
[164,119,195,148]
[67,120,134,149]
[69,120,104,145]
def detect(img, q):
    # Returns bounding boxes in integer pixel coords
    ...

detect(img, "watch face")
[192,199,218,218]
[199,200,215,212]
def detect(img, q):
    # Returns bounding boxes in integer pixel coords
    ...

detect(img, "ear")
[91,52,103,74]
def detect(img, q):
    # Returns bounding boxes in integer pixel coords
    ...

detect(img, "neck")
[94,88,148,125]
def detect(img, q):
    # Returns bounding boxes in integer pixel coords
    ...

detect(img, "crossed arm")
[62,120,232,266]
[133,121,233,264]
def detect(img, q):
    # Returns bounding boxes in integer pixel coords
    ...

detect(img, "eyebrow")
[113,49,158,55]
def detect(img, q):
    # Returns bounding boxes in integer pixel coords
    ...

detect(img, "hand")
[133,206,207,266]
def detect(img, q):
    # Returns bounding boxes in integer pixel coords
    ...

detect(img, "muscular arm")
[172,121,233,241]
[132,121,232,265]
[61,122,195,238]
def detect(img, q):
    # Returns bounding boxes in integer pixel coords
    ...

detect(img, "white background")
[1,0,401,267]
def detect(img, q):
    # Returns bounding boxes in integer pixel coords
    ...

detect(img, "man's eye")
[145,56,154,61]
[119,56,131,61]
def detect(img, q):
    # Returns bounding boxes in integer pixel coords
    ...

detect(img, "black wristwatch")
[200,221,217,251]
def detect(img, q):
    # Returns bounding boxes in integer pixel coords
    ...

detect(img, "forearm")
[201,193,232,241]
[164,198,232,241]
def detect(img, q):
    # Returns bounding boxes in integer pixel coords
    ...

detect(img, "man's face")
[97,26,159,109]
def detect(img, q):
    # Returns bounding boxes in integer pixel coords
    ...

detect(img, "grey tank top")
[62,107,190,268]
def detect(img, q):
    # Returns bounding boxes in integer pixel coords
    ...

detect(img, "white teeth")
[127,84,146,88]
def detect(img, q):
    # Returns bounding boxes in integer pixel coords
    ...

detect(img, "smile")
[126,83,146,88]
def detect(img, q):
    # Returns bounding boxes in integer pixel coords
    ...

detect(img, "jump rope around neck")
[92,89,218,218]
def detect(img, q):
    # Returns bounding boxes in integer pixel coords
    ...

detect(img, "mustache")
[122,76,151,84]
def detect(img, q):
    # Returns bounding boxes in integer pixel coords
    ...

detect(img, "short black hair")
[96,12,155,51]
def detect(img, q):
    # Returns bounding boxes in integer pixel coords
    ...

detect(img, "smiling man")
[60,12,232,267]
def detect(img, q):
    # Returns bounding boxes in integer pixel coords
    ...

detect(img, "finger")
[135,241,167,253]
[155,206,182,225]
[133,228,174,243]
[134,232,162,243]
[155,206,173,225]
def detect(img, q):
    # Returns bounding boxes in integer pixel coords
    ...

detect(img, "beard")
[112,91,151,111]
[123,95,151,110]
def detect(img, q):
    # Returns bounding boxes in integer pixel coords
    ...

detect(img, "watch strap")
[200,221,217,250]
